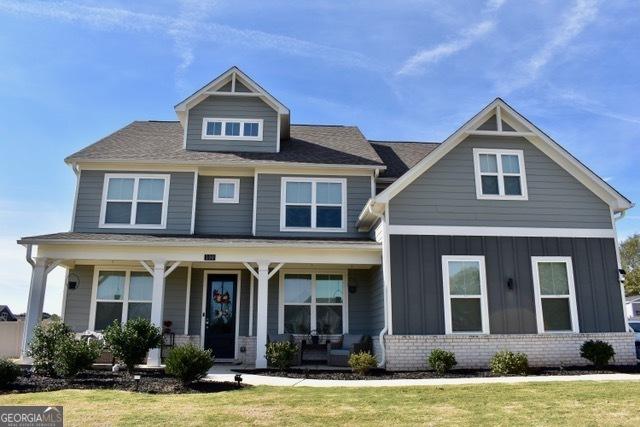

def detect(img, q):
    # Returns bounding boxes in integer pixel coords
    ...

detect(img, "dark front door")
[204,274,237,359]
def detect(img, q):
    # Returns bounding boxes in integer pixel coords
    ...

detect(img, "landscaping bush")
[28,321,73,376]
[348,351,377,375]
[165,344,214,384]
[103,318,163,374]
[489,350,529,376]
[265,341,299,371]
[53,338,103,378]
[427,348,457,376]
[0,358,21,388]
[580,340,616,367]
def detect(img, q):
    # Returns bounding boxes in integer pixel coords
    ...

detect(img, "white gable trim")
[374,98,632,212]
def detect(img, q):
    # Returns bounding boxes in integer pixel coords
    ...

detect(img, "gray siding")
[348,268,385,335]
[255,174,372,238]
[64,265,94,332]
[73,170,194,234]
[390,235,625,335]
[189,269,204,336]
[194,176,253,235]
[368,265,386,333]
[163,267,188,334]
[389,136,613,229]
[267,275,279,335]
[186,96,278,152]
[237,271,251,336]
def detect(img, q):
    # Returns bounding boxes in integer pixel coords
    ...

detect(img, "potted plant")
[310,330,319,345]
[163,320,172,334]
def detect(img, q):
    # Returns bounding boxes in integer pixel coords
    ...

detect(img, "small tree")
[580,340,616,367]
[28,321,73,376]
[165,344,214,384]
[621,234,640,296]
[103,318,162,374]
[265,341,298,371]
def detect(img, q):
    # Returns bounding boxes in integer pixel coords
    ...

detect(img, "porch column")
[147,260,166,367]
[254,261,270,368]
[20,257,57,361]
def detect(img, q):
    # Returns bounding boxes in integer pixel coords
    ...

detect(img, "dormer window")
[201,118,263,141]
[473,148,528,200]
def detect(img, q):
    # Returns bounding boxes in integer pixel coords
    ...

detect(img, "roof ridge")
[291,123,353,128]
[369,140,440,145]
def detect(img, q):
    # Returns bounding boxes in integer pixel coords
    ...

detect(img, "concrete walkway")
[206,365,640,388]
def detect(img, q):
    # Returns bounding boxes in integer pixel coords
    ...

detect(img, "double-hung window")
[280,177,347,232]
[473,148,527,200]
[91,269,153,331]
[280,272,346,335]
[100,174,170,228]
[201,118,263,141]
[213,178,240,203]
[442,256,489,334]
[531,257,579,333]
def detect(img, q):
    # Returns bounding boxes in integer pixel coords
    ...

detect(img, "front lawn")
[1,381,639,425]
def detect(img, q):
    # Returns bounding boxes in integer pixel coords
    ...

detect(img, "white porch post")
[147,260,166,367]
[20,257,57,361]
[254,261,270,368]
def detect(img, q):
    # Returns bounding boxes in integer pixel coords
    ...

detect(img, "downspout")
[368,203,388,368]
[25,244,35,268]
[614,210,626,222]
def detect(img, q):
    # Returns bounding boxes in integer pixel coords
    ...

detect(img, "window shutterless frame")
[441,255,490,334]
[98,173,170,229]
[472,148,528,200]
[213,178,240,204]
[201,118,264,141]
[279,177,348,232]
[531,256,580,333]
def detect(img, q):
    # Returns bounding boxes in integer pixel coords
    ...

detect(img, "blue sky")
[0,0,638,314]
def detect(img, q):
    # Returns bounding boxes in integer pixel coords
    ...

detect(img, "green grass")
[1,381,639,426]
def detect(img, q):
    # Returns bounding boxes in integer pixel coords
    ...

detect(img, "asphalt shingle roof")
[370,141,439,178]
[65,121,385,167]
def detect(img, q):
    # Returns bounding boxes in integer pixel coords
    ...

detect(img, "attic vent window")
[202,118,263,141]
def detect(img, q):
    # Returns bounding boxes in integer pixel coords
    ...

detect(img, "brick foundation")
[384,333,636,371]
[238,336,257,365]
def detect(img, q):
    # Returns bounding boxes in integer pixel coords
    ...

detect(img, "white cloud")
[552,87,640,125]
[501,0,600,92]
[395,0,506,76]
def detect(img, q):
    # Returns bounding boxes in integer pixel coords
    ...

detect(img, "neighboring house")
[17,67,637,369]
[626,295,640,320]
[0,305,17,321]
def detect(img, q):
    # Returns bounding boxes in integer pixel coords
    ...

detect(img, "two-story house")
[18,67,636,369]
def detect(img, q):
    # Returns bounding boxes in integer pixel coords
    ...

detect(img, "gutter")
[368,203,388,368]
[24,244,35,268]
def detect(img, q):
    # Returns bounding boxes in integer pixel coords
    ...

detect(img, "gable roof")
[65,121,385,168]
[369,98,632,212]
[370,141,439,178]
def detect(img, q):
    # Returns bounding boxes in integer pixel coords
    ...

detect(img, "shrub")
[53,338,102,378]
[265,341,299,371]
[580,340,616,367]
[0,358,21,388]
[103,318,162,374]
[427,348,457,376]
[165,344,214,384]
[489,350,529,376]
[28,321,73,376]
[348,351,378,375]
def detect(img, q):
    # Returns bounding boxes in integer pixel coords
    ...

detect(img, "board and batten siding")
[348,267,385,335]
[389,135,613,229]
[255,174,372,238]
[186,95,278,153]
[73,170,194,234]
[195,176,254,235]
[390,235,625,335]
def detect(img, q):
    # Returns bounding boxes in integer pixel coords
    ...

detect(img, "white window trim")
[213,178,240,204]
[88,267,153,331]
[99,173,170,229]
[473,148,528,200]
[279,177,348,232]
[201,118,264,141]
[531,256,580,333]
[277,270,348,336]
[442,255,490,334]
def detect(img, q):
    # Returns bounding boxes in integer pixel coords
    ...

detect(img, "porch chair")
[266,333,302,366]
[327,334,372,367]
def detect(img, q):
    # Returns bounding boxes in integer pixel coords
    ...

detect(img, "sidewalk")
[206,365,640,388]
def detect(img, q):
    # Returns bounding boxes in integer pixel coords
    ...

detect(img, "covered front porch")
[17,233,384,368]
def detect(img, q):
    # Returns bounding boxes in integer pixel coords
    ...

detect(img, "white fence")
[0,321,23,358]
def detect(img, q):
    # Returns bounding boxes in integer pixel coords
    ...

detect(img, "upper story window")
[213,178,240,204]
[99,174,170,229]
[531,257,579,333]
[473,148,528,200]
[201,118,263,141]
[280,177,347,232]
[442,256,489,334]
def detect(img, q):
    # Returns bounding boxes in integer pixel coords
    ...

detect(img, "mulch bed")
[237,364,640,380]
[1,370,248,394]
